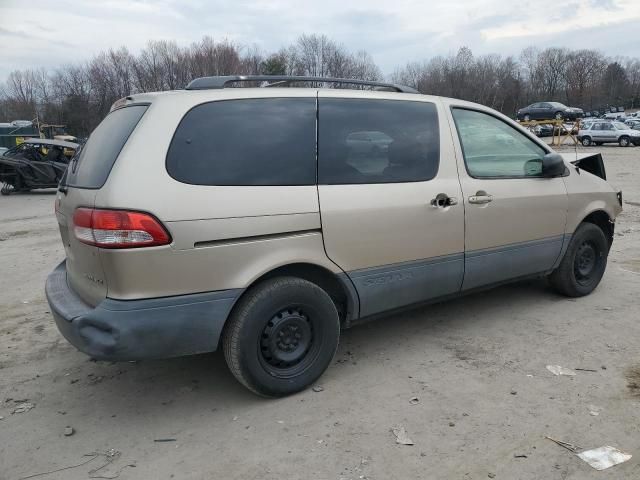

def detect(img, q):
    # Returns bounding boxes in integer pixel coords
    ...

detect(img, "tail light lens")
[73,208,171,248]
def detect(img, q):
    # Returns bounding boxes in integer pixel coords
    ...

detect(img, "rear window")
[166,98,316,186]
[65,105,148,188]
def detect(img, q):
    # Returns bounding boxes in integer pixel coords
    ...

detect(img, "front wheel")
[549,223,609,297]
[555,112,564,120]
[223,277,340,397]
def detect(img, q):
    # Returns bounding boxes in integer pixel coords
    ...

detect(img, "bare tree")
[538,48,569,100]
[565,50,606,108]
[3,35,640,137]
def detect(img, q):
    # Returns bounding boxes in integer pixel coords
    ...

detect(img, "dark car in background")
[517,102,584,121]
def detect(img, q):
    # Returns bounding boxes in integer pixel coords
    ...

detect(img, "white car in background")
[578,120,640,147]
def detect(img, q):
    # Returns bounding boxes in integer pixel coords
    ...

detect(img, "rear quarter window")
[65,105,148,189]
[166,98,316,186]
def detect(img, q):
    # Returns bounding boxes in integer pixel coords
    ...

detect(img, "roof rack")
[185,75,419,94]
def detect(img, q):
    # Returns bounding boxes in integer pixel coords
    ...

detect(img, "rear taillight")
[73,208,171,248]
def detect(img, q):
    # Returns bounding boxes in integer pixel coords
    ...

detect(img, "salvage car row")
[517,102,636,122]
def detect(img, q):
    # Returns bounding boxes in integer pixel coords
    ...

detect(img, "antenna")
[574,118,579,162]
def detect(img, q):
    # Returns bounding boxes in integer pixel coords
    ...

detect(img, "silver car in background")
[579,121,640,147]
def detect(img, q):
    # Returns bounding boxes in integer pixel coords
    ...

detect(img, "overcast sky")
[1,0,639,82]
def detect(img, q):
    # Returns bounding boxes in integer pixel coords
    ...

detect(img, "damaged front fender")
[561,152,607,180]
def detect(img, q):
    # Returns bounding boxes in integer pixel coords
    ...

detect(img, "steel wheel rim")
[574,241,599,285]
[258,307,320,377]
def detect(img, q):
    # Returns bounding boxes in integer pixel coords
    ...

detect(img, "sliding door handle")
[468,193,493,204]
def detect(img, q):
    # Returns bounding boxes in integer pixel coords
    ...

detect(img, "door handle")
[430,193,457,208]
[468,192,493,204]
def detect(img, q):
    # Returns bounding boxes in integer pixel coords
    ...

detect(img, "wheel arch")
[580,210,614,247]
[229,262,359,329]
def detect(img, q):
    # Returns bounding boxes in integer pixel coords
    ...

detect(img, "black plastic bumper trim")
[45,261,242,360]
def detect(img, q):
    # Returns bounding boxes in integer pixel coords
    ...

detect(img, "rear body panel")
[92,89,336,300]
[55,187,106,306]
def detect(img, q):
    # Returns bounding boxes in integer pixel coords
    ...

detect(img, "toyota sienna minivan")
[46,75,622,396]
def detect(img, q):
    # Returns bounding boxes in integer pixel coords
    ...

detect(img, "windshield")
[550,102,567,109]
[613,122,628,130]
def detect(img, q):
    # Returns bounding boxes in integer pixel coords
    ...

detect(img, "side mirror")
[542,152,566,177]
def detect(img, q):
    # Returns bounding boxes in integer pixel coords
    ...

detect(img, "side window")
[166,98,316,186]
[318,99,439,184]
[452,108,547,178]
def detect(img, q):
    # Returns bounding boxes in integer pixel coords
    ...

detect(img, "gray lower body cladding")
[46,261,241,361]
[346,235,570,318]
[347,253,464,318]
[463,235,567,290]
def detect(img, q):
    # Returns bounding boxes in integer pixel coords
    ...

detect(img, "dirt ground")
[1,144,639,480]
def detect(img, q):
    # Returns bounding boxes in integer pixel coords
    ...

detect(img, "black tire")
[555,111,564,120]
[523,114,531,122]
[619,136,630,147]
[581,136,592,146]
[223,277,340,397]
[549,223,609,297]
[1,174,22,195]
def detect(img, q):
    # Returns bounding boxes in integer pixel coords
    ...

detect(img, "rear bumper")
[45,261,241,360]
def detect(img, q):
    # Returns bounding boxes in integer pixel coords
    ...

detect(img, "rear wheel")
[223,277,340,397]
[581,136,592,146]
[619,136,630,147]
[549,223,609,297]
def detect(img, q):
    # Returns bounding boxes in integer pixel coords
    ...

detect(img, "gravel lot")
[1,144,639,480]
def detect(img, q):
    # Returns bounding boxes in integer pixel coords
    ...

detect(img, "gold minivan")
[46,76,622,396]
